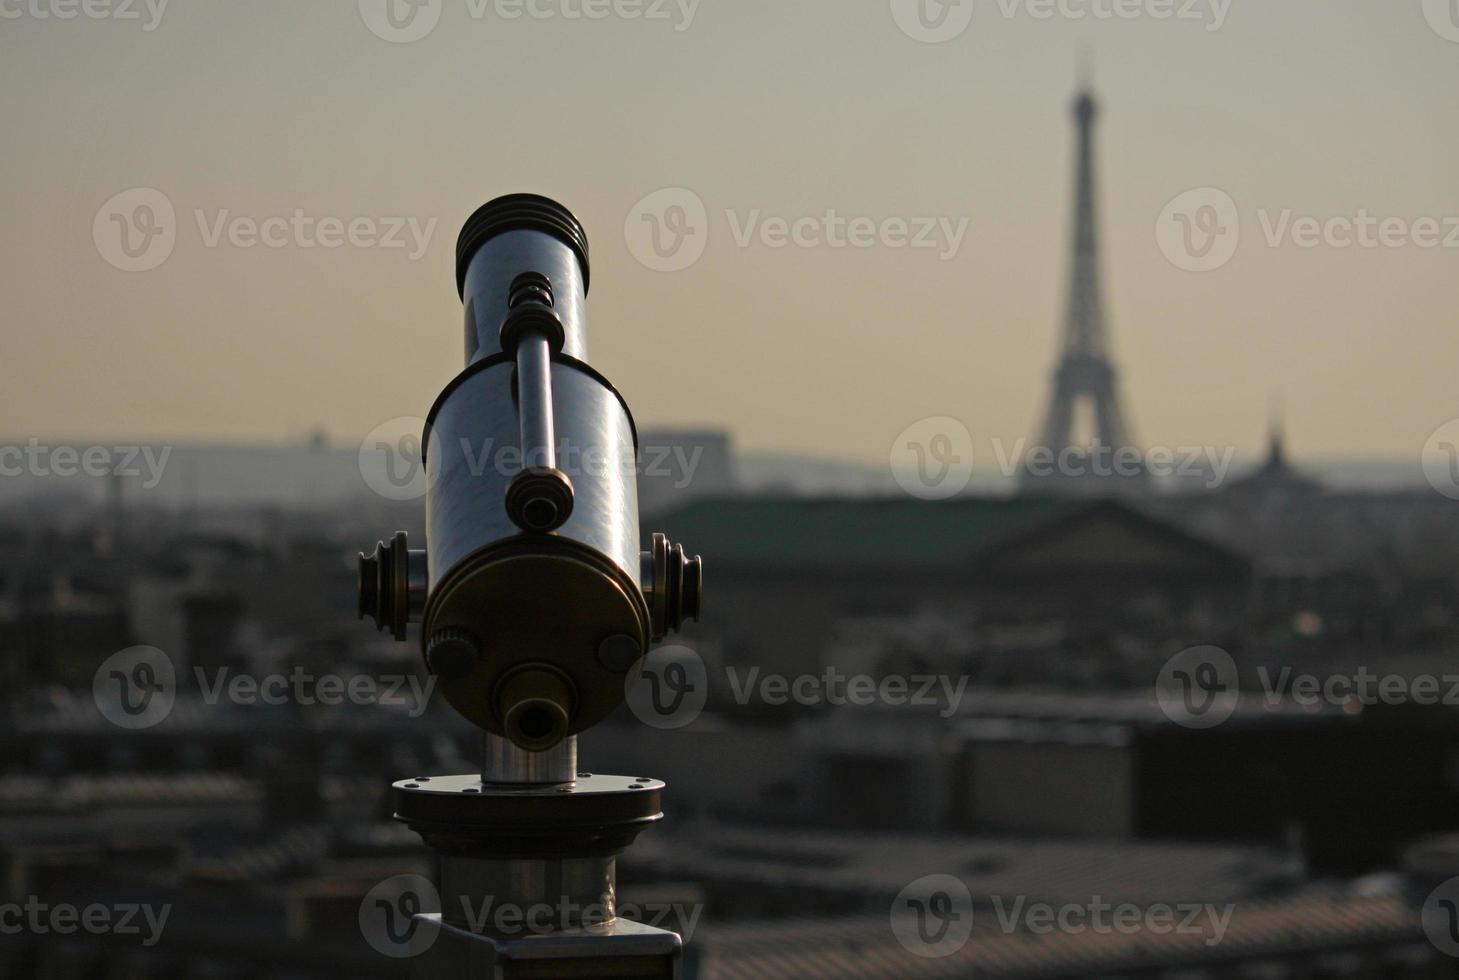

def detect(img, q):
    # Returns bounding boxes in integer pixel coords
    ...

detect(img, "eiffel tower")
[1022,86,1147,495]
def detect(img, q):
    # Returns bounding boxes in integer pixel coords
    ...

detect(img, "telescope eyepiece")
[456,193,590,299]
[497,666,575,752]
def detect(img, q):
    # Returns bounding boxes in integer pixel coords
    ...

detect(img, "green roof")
[649,496,1077,570]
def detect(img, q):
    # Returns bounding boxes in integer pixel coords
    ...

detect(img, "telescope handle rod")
[516,333,556,473]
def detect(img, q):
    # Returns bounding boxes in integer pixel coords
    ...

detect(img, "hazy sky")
[2,0,1456,467]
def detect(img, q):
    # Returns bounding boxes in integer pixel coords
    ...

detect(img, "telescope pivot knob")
[426,627,482,680]
[359,531,414,641]
[643,532,704,642]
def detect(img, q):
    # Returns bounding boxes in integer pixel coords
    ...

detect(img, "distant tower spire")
[1023,84,1146,494]
[1266,394,1287,468]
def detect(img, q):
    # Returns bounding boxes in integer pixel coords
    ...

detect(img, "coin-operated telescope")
[357,194,702,978]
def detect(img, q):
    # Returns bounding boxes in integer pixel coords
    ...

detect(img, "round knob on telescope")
[643,533,704,642]
[426,627,481,680]
[505,467,575,533]
[681,550,703,625]
[359,531,412,642]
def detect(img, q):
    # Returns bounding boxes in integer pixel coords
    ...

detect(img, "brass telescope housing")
[358,194,702,750]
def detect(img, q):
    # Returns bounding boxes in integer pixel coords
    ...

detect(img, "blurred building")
[637,428,739,516]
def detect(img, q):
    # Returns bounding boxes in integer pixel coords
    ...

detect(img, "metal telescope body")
[357,195,701,978]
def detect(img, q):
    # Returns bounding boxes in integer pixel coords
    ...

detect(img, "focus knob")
[642,532,704,642]
[426,627,481,680]
[357,531,427,642]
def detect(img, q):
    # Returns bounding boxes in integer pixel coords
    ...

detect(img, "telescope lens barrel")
[422,196,648,747]
[458,195,590,363]
[360,194,701,752]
